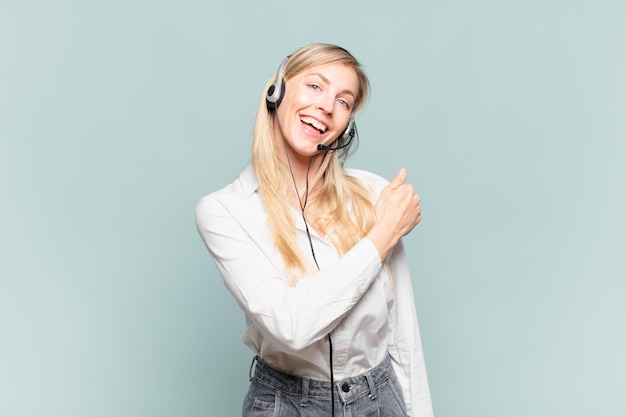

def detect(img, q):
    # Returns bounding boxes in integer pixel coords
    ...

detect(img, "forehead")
[295,62,359,93]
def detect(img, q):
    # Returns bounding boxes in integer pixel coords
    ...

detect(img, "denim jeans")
[243,354,408,417]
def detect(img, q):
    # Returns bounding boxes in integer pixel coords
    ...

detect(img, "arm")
[387,240,434,417]
[195,193,383,353]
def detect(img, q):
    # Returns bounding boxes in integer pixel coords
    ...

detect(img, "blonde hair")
[252,44,375,284]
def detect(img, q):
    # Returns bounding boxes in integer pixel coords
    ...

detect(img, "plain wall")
[1,1,625,416]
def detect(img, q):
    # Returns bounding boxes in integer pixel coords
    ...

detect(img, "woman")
[196,43,433,417]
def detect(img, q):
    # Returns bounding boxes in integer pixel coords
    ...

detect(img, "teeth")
[300,116,327,133]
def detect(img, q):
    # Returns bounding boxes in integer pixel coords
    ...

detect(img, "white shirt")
[196,164,433,417]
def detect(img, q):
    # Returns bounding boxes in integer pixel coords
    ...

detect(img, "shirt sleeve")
[386,240,434,417]
[195,193,383,353]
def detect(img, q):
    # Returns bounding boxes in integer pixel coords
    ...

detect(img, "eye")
[337,98,351,109]
[309,84,321,91]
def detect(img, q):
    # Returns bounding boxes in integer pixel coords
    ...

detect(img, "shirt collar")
[239,163,260,198]
[239,163,323,237]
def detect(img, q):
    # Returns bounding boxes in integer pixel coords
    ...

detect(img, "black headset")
[265,56,288,110]
[265,56,356,152]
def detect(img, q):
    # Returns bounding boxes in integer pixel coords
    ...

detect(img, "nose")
[317,93,335,115]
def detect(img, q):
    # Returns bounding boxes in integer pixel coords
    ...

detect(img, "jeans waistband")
[251,355,393,402]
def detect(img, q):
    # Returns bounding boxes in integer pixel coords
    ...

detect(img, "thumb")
[388,168,407,189]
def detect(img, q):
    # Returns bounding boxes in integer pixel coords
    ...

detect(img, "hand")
[367,168,422,259]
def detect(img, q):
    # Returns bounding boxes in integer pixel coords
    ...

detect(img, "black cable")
[284,146,335,417]
[285,148,321,268]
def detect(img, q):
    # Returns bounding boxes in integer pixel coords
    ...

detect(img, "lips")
[300,116,328,134]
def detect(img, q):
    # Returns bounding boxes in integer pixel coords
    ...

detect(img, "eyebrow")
[307,72,356,99]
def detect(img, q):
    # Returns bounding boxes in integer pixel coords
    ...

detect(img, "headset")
[266,56,356,153]
[265,56,288,110]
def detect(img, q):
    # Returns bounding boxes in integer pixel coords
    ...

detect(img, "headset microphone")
[317,118,356,152]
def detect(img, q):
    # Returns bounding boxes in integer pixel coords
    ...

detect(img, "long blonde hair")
[252,44,375,283]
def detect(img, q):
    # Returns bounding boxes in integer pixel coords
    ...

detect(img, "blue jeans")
[243,355,408,417]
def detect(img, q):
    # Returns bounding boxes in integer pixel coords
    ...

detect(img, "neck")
[293,154,324,205]
[278,146,324,210]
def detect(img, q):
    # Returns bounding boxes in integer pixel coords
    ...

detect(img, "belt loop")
[249,356,258,381]
[300,378,310,407]
[365,371,377,400]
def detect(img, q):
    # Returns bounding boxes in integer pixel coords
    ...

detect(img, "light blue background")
[1,1,624,416]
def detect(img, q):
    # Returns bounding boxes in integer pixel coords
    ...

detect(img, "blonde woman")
[196,43,433,417]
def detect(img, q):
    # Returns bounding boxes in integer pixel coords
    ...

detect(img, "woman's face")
[274,62,359,160]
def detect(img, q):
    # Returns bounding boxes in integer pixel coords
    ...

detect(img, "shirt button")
[341,383,350,392]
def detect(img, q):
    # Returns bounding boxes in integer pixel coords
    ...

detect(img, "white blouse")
[196,164,433,417]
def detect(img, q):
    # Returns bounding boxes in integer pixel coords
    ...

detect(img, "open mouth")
[300,116,327,134]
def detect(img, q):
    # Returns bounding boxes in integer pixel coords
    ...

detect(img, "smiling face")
[273,62,359,161]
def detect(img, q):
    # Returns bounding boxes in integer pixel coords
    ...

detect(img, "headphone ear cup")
[341,118,356,142]
[266,56,289,110]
